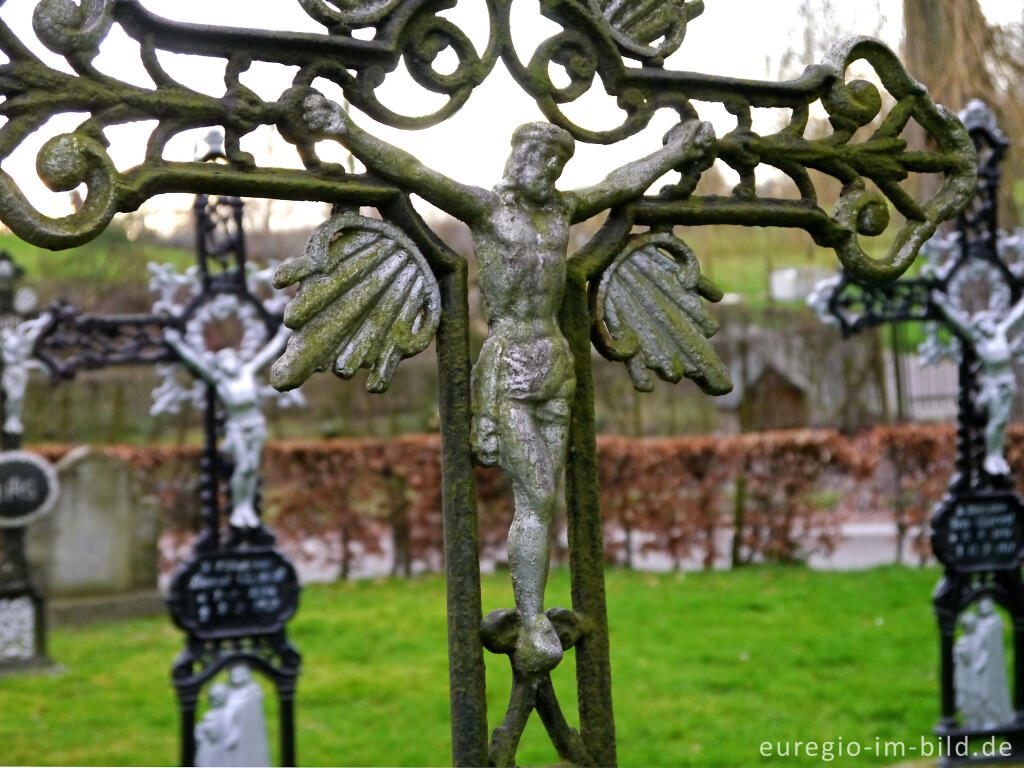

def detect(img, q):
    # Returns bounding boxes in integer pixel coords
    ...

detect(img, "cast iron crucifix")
[32,180,303,766]
[0,2,978,765]
[34,180,280,551]
[0,249,57,673]
[812,99,1024,763]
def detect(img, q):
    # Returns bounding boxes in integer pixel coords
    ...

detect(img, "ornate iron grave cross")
[0,1,978,765]
[33,168,304,766]
[811,100,1024,763]
[0,250,59,673]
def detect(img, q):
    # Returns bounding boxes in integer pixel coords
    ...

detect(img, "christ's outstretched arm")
[999,293,1024,336]
[931,290,980,344]
[164,328,219,386]
[300,93,491,224]
[20,313,51,347]
[568,119,716,221]
[247,324,291,374]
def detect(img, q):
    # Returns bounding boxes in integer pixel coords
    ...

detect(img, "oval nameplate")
[168,548,301,640]
[0,451,59,528]
[932,491,1024,572]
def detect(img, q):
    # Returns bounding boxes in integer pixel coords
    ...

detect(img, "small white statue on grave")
[932,288,1024,475]
[0,312,50,436]
[195,683,233,766]
[955,598,1014,729]
[225,664,271,766]
[162,324,290,528]
[194,666,272,767]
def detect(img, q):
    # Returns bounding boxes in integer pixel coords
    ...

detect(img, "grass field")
[0,230,191,290]
[2,223,834,299]
[0,566,950,767]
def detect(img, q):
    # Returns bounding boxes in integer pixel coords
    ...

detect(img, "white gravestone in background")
[27,448,159,597]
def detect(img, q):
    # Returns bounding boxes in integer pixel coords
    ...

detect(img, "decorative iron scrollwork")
[33,301,173,378]
[297,0,406,29]
[589,0,704,63]
[1,4,983,766]
[0,1,975,281]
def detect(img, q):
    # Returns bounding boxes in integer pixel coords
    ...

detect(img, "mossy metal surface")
[0,4,975,278]
[271,213,441,394]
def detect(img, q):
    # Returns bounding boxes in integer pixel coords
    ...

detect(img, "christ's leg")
[227,426,263,527]
[499,399,565,674]
[2,370,27,435]
[984,391,1012,475]
[3,392,24,435]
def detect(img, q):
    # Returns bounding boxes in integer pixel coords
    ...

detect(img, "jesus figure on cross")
[295,91,714,674]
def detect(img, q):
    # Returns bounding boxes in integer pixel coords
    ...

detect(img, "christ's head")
[501,122,575,204]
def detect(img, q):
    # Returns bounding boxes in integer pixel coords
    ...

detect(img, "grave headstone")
[29,139,304,763]
[155,202,302,765]
[27,447,158,599]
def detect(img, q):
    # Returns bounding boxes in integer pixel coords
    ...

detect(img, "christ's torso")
[977,333,1012,371]
[471,192,575,402]
[218,371,264,426]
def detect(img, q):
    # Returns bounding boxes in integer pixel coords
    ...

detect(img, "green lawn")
[0,224,840,301]
[0,231,191,289]
[0,567,945,766]
[678,221,904,301]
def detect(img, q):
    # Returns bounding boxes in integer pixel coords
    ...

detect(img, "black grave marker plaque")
[933,492,1024,571]
[168,548,299,640]
[0,451,58,528]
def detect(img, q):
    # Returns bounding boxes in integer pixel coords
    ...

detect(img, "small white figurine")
[931,288,1024,475]
[954,598,1014,729]
[195,683,233,766]
[0,313,50,436]
[163,324,290,528]
[194,665,272,767]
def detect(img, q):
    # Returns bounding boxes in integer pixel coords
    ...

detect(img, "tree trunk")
[904,0,992,112]
[903,0,1021,227]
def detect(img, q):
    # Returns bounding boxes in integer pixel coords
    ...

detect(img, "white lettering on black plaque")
[170,549,300,640]
[945,496,1022,570]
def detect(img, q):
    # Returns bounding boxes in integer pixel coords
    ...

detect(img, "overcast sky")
[0,0,1019,233]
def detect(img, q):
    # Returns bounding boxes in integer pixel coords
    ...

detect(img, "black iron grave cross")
[812,99,1024,764]
[0,249,59,674]
[32,174,303,766]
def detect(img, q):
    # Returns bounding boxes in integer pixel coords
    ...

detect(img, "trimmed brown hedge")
[32,424,1024,574]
